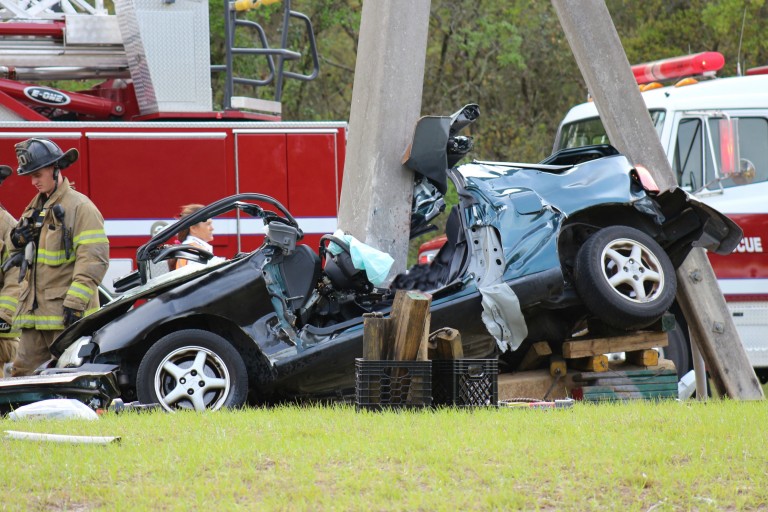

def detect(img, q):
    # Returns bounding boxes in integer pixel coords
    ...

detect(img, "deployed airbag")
[328,230,395,286]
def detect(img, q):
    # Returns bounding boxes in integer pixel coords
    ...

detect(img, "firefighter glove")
[10,222,36,249]
[0,321,11,334]
[62,306,84,328]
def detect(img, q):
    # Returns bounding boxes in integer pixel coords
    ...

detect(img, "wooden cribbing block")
[569,355,609,372]
[574,368,677,383]
[625,349,659,367]
[549,354,567,377]
[389,290,432,361]
[363,312,391,360]
[517,341,552,371]
[428,327,463,360]
[418,311,431,361]
[562,331,668,359]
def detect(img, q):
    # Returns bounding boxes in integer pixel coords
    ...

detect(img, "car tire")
[137,329,248,411]
[574,226,676,330]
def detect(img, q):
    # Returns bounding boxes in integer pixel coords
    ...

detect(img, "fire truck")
[0,0,346,292]
[553,52,768,378]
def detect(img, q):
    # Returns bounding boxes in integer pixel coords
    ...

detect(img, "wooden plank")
[575,368,677,382]
[518,341,552,371]
[583,383,678,393]
[388,290,432,361]
[569,355,609,372]
[549,354,567,377]
[362,313,391,360]
[562,331,668,359]
[574,375,678,386]
[582,390,678,401]
[428,327,463,360]
[417,311,430,361]
[626,349,659,367]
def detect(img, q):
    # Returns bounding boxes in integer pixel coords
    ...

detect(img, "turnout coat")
[11,178,109,330]
[0,207,20,338]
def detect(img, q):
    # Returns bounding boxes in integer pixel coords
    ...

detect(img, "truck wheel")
[137,329,248,411]
[574,226,676,330]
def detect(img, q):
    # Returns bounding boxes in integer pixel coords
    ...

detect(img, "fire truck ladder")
[0,0,318,119]
[214,0,320,116]
[0,5,126,80]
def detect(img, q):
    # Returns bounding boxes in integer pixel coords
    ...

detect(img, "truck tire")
[574,226,676,330]
[137,329,248,411]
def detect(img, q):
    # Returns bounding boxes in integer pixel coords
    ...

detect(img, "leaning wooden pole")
[552,0,763,399]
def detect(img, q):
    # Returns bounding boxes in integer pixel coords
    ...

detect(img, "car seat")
[278,245,322,310]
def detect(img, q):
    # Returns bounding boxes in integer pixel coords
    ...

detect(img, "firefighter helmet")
[15,138,78,176]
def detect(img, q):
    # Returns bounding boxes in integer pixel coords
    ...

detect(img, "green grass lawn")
[2,399,767,511]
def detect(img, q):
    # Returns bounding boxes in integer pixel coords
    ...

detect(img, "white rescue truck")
[554,53,768,380]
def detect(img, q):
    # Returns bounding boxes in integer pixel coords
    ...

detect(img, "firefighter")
[7,138,109,377]
[0,165,21,376]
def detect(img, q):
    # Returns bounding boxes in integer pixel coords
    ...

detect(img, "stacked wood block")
[572,368,679,401]
[562,331,668,371]
[356,291,432,409]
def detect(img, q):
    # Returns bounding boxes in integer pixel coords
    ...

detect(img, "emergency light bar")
[631,52,724,84]
[746,65,768,76]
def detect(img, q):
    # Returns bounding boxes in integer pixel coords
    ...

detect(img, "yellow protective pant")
[0,338,18,377]
[11,329,61,377]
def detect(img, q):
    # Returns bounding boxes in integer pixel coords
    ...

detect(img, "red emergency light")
[746,65,768,76]
[631,52,725,85]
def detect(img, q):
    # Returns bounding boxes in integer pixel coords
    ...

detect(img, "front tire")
[574,226,676,330]
[137,329,248,411]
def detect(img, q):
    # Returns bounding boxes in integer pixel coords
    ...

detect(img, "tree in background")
[207,0,767,263]
[215,0,767,162]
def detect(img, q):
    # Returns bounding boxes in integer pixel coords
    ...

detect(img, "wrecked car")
[36,104,740,412]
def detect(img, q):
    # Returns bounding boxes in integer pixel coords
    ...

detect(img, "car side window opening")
[674,116,768,191]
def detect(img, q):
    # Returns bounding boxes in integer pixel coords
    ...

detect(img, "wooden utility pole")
[336,0,432,275]
[552,0,763,399]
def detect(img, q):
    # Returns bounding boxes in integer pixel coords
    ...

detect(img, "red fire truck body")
[0,121,346,288]
[0,0,346,290]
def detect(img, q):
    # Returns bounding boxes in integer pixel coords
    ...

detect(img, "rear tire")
[574,226,676,329]
[137,329,248,411]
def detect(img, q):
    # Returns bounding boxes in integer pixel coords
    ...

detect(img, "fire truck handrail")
[220,0,320,110]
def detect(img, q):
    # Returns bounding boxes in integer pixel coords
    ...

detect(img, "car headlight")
[56,336,92,368]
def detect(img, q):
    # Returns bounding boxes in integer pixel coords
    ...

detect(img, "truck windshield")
[556,110,666,150]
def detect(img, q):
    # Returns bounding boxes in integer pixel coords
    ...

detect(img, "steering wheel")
[152,244,214,265]
[318,234,350,261]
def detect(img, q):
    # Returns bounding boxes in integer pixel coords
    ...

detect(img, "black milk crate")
[355,358,432,411]
[432,359,498,407]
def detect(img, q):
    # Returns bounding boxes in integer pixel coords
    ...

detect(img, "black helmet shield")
[15,138,79,176]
